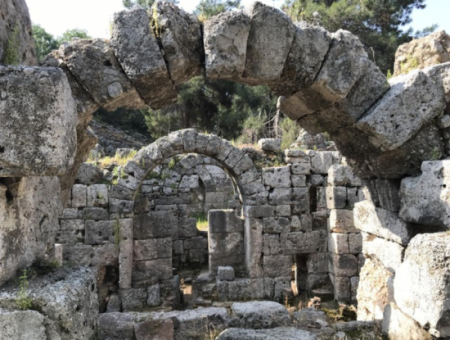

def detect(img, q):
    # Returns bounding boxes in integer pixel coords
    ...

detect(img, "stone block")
[0,66,77,177]
[291,162,311,175]
[61,208,78,219]
[329,209,357,233]
[291,175,306,187]
[231,301,291,328]
[382,303,432,340]
[147,284,161,307]
[328,164,362,186]
[112,7,178,109]
[394,233,450,337]
[208,209,244,233]
[262,217,290,234]
[63,39,144,111]
[99,313,135,340]
[243,205,275,218]
[291,187,310,213]
[153,2,203,86]
[348,233,362,254]
[263,255,292,278]
[216,328,315,340]
[362,233,404,273]
[132,258,172,286]
[281,231,326,255]
[328,253,358,277]
[270,21,331,96]
[307,253,329,273]
[275,205,291,217]
[242,2,295,85]
[134,212,176,239]
[330,275,351,303]
[120,288,147,311]
[354,201,414,245]
[263,166,291,188]
[85,220,115,245]
[357,70,445,151]
[134,238,172,261]
[134,319,174,340]
[399,160,450,228]
[328,233,349,254]
[0,308,46,340]
[87,184,108,207]
[79,207,109,220]
[326,187,347,209]
[204,10,251,80]
[311,151,333,174]
[209,231,244,273]
[245,218,263,278]
[72,184,87,208]
[263,234,281,255]
[217,266,235,281]
[357,257,393,321]
[258,138,281,152]
[60,219,84,232]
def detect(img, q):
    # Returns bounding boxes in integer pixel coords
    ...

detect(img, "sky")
[26,0,450,40]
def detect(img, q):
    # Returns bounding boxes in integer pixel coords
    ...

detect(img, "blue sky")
[26,0,449,39]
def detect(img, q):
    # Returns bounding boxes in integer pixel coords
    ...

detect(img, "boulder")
[153,2,203,85]
[0,177,62,286]
[204,10,251,80]
[399,160,450,228]
[361,232,405,273]
[216,327,316,340]
[354,201,414,246]
[258,138,281,152]
[357,258,393,321]
[242,2,295,85]
[356,70,445,151]
[394,30,450,76]
[62,39,145,111]
[382,303,432,340]
[0,0,37,66]
[394,233,450,338]
[0,267,98,340]
[111,7,176,109]
[0,66,77,177]
[231,301,291,328]
[270,21,330,96]
[0,308,46,340]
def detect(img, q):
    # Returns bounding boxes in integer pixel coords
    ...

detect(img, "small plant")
[189,212,208,231]
[431,147,441,161]
[16,269,32,310]
[120,168,127,179]
[145,171,161,180]
[4,22,20,65]
[170,183,177,190]
[168,156,179,170]
[151,6,161,37]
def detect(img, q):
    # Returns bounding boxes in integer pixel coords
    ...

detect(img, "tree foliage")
[195,0,241,21]
[282,0,428,74]
[122,0,178,9]
[32,25,91,61]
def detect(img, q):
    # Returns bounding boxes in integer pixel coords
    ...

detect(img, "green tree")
[32,24,58,61]
[195,0,241,21]
[57,29,90,45]
[123,0,178,9]
[282,0,428,74]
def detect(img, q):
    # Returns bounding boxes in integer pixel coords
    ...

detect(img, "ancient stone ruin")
[1,0,450,339]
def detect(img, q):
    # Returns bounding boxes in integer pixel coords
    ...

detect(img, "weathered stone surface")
[263,166,291,188]
[204,10,251,80]
[382,303,432,340]
[357,258,393,321]
[242,2,295,85]
[329,209,357,233]
[0,267,98,340]
[360,178,401,213]
[311,151,333,175]
[328,233,349,254]
[154,2,203,85]
[325,186,347,209]
[263,254,292,278]
[76,162,103,185]
[399,160,450,228]
[394,233,450,337]
[356,70,445,151]
[0,66,77,176]
[281,231,325,255]
[354,201,414,245]
[394,30,450,76]
[245,218,263,278]
[0,0,37,66]
[362,232,404,273]
[258,138,281,152]
[0,177,62,286]
[134,212,176,239]
[63,39,145,111]
[216,327,316,340]
[231,301,291,329]
[270,21,330,96]
[328,165,361,187]
[328,253,358,277]
[0,308,46,340]
[99,312,135,340]
[111,7,176,109]
[132,258,172,286]
[134,238,172,261]
[218,266,235,281]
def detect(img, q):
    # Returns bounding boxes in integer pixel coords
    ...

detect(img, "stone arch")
[116,129,264,292]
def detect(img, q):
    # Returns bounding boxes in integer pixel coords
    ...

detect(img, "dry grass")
[88,150,137,169]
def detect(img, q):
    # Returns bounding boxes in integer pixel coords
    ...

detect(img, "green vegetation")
[113,219,121,249]
[282,0,431,74]
[16,269,32,310]
[280,117,302,150]
[88,150,137,169]
[190,212,208,231]
[4,22,20,65]
[168,156,179,170]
